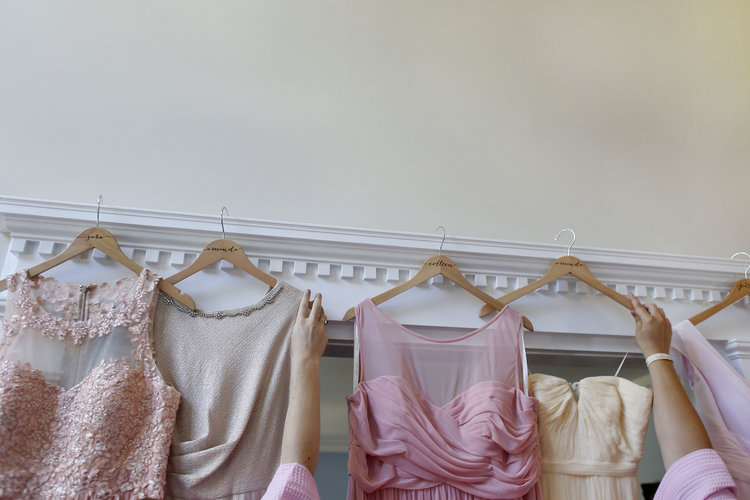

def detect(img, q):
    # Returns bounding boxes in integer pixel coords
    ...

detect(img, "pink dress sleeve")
[655,449,737,500]
[262,463,321,500]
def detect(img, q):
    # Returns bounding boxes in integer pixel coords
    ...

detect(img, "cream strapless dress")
[529,374,653,500]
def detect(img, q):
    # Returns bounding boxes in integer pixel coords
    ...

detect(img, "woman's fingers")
[629,294,651,322]
[297,289,311,319]
[309,293,323,323]
[630,294,667,323]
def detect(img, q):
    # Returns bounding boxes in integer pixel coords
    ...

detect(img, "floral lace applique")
[0,359,179,499]
[0,270,179,499]
[3,270,157,345]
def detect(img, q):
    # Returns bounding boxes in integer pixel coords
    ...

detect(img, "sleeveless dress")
[671,320,750,499]
[528,374,653,500]
[0,270,180,499]
[347,299,542,500]
[152,282,303,500]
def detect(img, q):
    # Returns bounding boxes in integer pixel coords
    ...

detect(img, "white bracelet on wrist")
[645,353,672,367]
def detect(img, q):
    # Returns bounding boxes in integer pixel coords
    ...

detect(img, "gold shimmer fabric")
[528,374,653,500]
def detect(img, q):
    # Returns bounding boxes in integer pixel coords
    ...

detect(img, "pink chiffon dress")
[0,270,180,499]
[347,299,542,500]
[671,320,750,499]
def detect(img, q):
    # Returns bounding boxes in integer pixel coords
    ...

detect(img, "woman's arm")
[629,293,712,468]
[263,291,327,500]
[280,290,328,474]
[630,294,736,499]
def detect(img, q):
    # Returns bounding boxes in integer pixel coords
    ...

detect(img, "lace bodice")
[0,270,180,499]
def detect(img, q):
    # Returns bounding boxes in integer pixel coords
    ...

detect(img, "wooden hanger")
[689,252,750,325]
[479,229,631,317]
[164,207,277,289]
[0,197,195,309]
[343,228,533,330]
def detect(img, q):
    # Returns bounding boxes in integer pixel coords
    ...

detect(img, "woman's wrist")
[645,352,673,367]
[647,357,678,379]
[291,355,321,372]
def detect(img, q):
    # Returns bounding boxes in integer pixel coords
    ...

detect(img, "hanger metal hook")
[730,251,750,279]
[554,228,576,256]
[96,195,103,227]
[435,226,446,256]
[220,207,229,239]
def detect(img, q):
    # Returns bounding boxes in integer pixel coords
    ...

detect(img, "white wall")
[2,6,747,495]
[1,1,750,259]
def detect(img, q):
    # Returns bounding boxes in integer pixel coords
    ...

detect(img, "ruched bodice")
[529,374,653,500]
[347,299,541,500]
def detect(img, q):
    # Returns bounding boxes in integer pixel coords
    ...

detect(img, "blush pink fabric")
[0,270,180,499]
[347,299,541,500]
[262,463,321,500]
[671,320,750,499]
[655,449,737,499]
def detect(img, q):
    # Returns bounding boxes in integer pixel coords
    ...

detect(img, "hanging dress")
[347,299,542,500]
[152,282,304,500]
[671,320,750,499]
[0,269,180,499]
[528,374,652,500]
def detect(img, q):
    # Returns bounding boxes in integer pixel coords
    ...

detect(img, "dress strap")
[520,326,529,396]
[501,306,526,392]
[128,271,163,370]
[352,301,367,390]
[353,322,361,391]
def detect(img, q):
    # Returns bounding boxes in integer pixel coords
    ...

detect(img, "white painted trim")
[725,340,750,376]
[1,196,748,364]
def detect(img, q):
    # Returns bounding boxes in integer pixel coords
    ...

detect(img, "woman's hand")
[291,290,328,364]
[629,293,672,358]
[280,290,328,474]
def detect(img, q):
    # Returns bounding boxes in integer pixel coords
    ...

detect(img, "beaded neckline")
[159,282,284,319]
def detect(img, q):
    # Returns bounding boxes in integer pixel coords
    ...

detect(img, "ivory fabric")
[0,270,179,499]
[153,282,303,500]
[671,320,750,499]
[655,448,737,500]
[528,374,653,500]
[347,299,542,499]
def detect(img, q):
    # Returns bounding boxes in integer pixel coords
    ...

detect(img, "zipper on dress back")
[78,284,92,321]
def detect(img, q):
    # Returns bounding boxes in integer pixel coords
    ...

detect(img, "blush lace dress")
[347,299,542,500]
[0,270,180,499]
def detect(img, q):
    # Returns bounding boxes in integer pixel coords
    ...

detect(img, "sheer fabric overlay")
[671,320,750,499]
[0,270,179,499]
[529,374,653,500]
[347,299,541,500]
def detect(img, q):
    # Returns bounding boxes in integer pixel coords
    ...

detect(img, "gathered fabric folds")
[529,374,653,500]
[347,299,541,500]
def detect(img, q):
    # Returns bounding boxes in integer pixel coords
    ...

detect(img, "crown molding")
[0,195,744,287]
[1,196,748,357]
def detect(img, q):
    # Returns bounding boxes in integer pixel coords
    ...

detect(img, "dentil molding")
[0,196,748,374]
